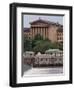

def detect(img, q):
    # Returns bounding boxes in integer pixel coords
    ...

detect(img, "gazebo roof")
[24,51,34,54]
[45,49,62,53]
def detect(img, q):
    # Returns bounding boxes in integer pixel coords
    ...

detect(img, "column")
[35,27,37,36]
[44,27,46,39]
[34,27,36,36]
[46,27,48,39]
[39,27,41,34]
[45,28,46,39]
[41,27,42,37]
[31,27,33,39]
[39,27,40,34]
[42,27,43,38]
[37,27,38,35]
[37,27,39,34]
[33,27,34,39]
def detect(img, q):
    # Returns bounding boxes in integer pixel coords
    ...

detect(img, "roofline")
[30,19,63,26]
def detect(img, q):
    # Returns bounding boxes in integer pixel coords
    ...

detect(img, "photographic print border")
[10,3,72,87]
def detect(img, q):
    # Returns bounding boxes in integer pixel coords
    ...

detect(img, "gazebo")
[45,49,63,57]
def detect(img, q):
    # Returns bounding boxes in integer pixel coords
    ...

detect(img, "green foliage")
[24,37,32,52]
[24,34,63,53]
[34,34,43,40]
[58,43,63,50]
[33,40,50,54]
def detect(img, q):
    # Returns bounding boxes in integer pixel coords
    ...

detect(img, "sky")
[23,14,63,28]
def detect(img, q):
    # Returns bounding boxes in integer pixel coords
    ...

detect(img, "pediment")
[30,19,49,25]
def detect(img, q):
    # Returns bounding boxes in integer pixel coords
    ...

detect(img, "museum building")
[24,19,63,43]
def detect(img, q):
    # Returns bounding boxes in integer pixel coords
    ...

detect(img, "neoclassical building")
[24,19,63,43]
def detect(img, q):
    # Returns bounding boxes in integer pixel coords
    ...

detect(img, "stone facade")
[24,19,63,43]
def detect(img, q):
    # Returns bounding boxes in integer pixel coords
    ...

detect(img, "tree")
[34,34,43,40]
[33,40,53,54]
[24,36,32,51]
[24,33,63,53]
[32,34,43,49]
[58,43,63,50]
